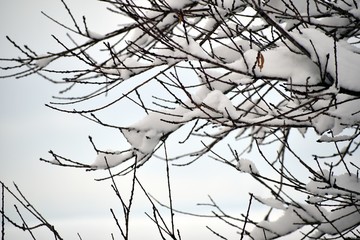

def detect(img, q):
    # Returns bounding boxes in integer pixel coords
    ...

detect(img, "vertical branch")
[240,193,253,240]
[105,156,138,240]
[126,156,138,239]
[164,141,175,238]
[333,31,339,88]
[276,128,291,196]
[1,183,4,240]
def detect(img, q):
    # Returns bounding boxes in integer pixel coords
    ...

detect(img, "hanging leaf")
[257,51,265,71]
[177,11,184,24]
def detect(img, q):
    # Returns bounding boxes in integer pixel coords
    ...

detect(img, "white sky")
[0,1,268,239]
[1,1,357,239]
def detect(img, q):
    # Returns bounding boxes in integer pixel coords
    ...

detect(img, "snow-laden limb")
[91,150,134,169]
[225,46,321,85]
[250,170,360,239]
[91,79,359,168]
[306,170,360,198]
[262,0,327,17]
[311,205,360,238]
[250,204,326,240]
[318,133,359,143]
[161,0,194,10]
[34,55,56,68]
[106,36,358,167]
[88,85,282,168]
[307,171,360,237]
[236,158,259,174]
[312,94,360,134]
[250,199,360,239]
[291,28,360,93]
[86,30,105,40]
[254,196,286,210]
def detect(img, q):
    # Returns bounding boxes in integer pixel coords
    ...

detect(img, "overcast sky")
[1,1,354,239]
[0,1,270,239]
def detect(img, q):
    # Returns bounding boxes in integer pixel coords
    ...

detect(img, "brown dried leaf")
[257,51,264,71]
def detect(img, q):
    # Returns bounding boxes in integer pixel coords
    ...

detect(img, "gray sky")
[0,1,267,239]
[1,1,355,239]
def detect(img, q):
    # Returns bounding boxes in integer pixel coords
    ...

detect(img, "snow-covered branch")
[2,0,360,239]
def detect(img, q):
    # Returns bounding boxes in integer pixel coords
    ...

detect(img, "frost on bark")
[1,0,360,239]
